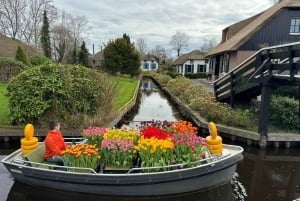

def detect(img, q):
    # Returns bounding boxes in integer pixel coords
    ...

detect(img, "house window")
[151,63,156,70]
[143,62,149,69]
[220,54,229,73]
[197,64,206,73]
[185,64,193,73]
[290,18,300,34]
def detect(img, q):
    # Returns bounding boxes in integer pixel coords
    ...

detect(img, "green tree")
[78,41,89,66]
[72,43,77,64]
[103,34,141,76]
[15,46,32,67]
[40,10,52,59]
[123,33,131,44]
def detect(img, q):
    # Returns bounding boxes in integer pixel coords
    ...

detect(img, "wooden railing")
[214,41,300,105]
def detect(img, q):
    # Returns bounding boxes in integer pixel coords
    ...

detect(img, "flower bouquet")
[62,144,100,169]
[170,121,206,166]
[136,120,207,170]
[82,126,107,145]
[100,128,139,169]
[134,126,175,171]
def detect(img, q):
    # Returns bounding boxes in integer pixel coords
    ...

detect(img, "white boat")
[1,139,243,196]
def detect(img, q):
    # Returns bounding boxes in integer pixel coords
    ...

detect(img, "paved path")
[191,79,214,94]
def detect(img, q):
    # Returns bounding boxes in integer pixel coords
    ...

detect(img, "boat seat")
[23,143,51,168]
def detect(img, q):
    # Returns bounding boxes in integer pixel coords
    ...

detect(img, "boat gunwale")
[1,144,243,176]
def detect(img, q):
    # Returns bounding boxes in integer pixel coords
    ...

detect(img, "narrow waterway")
[1,78,300,201]
[125,78,183,128]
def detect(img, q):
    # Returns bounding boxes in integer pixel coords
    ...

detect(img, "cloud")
[52,0,272,55]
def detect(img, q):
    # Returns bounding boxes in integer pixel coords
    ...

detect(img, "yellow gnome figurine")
[206,122,223,154]
[21,124,39,155]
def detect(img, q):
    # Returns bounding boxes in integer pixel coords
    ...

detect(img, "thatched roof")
[0,33,41,57]
[172,50,207,65]
[142,54,157,61]
[90,50,104,60]
[206,0,300,56]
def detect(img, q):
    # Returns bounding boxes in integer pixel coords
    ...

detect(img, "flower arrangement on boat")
[75,120,207,171]
[82,126,107,145]
[62,144,100,169]
[100,129,139,168]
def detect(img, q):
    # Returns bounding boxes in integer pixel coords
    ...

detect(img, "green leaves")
[103,35,141,77]
[270,95,299,130]
[7,63,117,127]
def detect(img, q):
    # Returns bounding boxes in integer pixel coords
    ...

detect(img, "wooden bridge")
[214,42,300,139]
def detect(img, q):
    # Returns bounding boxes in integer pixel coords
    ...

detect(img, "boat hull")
[2,145,243,196]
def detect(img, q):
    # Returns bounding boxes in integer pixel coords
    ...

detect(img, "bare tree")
[51,11,72,62]
[151,45,167,64]
[52,10,91,63]
[21,0,56,46]
[135,37,147,58]
[170,30,189,57]
[0,0,26,39]
[200,38,218,52]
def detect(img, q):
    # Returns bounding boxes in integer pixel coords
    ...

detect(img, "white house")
[141,54,159,71]
[172,50,208,76]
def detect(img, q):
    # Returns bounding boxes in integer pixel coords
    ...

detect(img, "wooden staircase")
[213,41,300,138]
[214,42,300,105]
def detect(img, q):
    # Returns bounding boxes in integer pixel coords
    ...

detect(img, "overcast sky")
[52,0,273,56]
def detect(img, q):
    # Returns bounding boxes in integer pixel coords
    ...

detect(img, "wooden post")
[258,83,272,140]
[230,72,235,108]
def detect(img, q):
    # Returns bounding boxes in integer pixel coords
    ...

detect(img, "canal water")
[1,78,300,201]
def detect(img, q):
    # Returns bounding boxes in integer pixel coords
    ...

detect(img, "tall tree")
[21,0,56,46]
[78,41,89,66]
[0,0,26,39]
[40,10,51,58]
[135,38,147,58]
[103,35,140,76]
[123,33,131,44]
[151,45,167,64]
[170,31,189,57]
[52,24,70,62]
[72,43,77,64]
[51,11,91,64]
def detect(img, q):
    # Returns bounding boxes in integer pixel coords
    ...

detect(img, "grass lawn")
[0,76,139,126]
[111,76,139,109]
[0,83,9,125]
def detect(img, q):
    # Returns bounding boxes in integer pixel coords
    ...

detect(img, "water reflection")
[237,146,300,201]
[6,181,234,201]
[127,78,182,127]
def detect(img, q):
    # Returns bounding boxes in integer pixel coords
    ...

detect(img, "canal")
[1,78,300,201]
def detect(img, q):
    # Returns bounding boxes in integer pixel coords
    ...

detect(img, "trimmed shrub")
[270,95,299,131]
[184,73,208,79]
[30,55,51,66]
[273,86,299,99]
[0,57,28,83]
[7,63,117,128]
[164,76,253,130]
